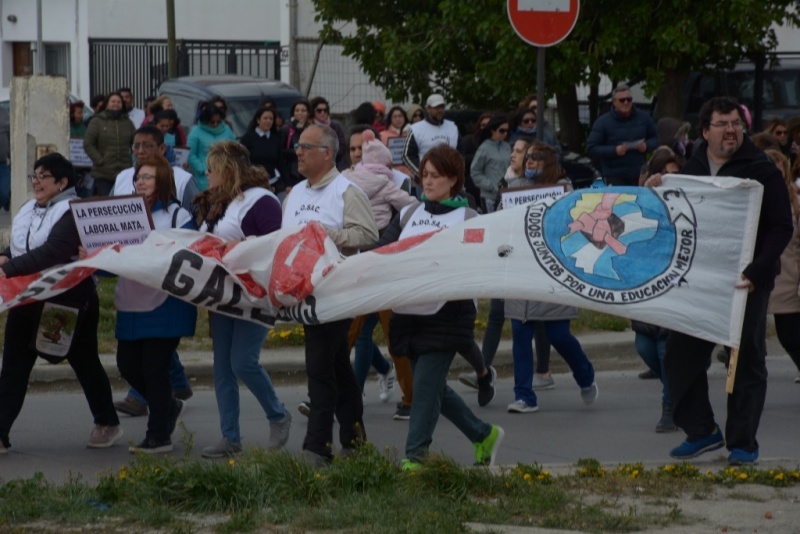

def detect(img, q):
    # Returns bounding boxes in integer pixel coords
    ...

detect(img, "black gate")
[89,39,281,106]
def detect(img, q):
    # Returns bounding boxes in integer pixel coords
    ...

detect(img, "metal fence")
[89,39,281,106]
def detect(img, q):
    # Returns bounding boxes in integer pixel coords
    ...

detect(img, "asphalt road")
[2,353,799,484]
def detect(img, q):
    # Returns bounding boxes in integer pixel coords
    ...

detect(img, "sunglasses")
[315,107,329,114]
[413,112,424,118]
[497,128,508,134]
[521,117,536,125]
[774,129,788,136]
[616,97,633,104]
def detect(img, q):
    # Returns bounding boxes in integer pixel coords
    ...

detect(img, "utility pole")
[36,0,45,75]
[166,0,177,79]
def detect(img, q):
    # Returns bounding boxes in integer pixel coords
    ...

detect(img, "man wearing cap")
[402,94,459,180]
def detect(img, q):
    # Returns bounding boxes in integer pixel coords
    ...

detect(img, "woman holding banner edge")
[0,152,121,454]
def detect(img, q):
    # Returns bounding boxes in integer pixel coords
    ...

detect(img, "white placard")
[173,147,190,167]
[70,195,155,251]
[500,184,566,209]
[387,137,405,166]
[69,138,92,168]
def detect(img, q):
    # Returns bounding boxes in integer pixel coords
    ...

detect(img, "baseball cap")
[426,94,446,108]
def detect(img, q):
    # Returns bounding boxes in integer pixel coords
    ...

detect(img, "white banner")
[0,176,762,347]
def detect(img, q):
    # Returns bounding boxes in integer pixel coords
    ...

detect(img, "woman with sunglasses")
[406,104,424,124]
[470,116,510,213]
[309,96,347,169]
[509,108,558,150]
[763,118,790,158]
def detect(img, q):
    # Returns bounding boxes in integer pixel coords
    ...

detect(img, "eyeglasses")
[315,107,329,114]
[497,128,509,134]
[521,118,536,125]
[28,173,54,182]
[709,120,744,130]
[616,97,633,104]
[526,153,545,161]
[774,129,788,136]
[132,142,158,150]
[294,142,329,152]
[134,173,156,182]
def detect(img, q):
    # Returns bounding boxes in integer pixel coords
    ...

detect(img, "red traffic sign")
[507,0,580,48]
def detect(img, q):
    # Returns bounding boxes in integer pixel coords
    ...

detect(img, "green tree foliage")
[312,0,799,121]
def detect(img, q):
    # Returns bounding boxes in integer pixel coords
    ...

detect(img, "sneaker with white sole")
[458,371,479,390]
[114,396,148,417]
[393,403,411,420]
[580,382,599,405]
[298,400,311,417]
[795,375,800,384]
[87,424,123,448]
[378,364,396,403]
[507,399,539,413]
[201,437,243,459]
[267,411,292,450]
[532,373,555,390]
[474,425,505,466]
[129,437,173,454]
[0,441,9,454]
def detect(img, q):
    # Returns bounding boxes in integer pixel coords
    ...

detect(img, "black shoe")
[477,366,497,407]
[393,403,411,420]
[129,436,173,454]
[638,369,658,380]
[655,403,679,433]
[169,399,185,436]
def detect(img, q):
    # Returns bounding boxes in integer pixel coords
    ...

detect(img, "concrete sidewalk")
[29,330,642,384]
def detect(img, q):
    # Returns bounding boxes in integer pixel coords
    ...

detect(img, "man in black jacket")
[646,97,793,465]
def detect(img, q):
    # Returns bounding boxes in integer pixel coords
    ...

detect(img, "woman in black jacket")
[0,153,121,454]
[240,105,289,201]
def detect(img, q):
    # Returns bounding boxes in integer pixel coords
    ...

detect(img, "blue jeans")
[511,319,595,406]
[128,350,191,405]
[634,332,670,406]
[210,313,286,444]
[406,350,491,462]
[353,313,391,391]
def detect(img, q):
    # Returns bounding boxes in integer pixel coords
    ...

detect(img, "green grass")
[3,447,800,533]
[4,278,629,354]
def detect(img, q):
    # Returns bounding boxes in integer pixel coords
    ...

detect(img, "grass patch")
[4,451,800,533]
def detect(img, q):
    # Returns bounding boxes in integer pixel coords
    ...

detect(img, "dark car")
[157,76,304,138]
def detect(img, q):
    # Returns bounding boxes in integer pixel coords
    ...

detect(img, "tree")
[312,0,799,150]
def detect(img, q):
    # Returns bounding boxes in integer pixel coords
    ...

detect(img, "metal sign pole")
[537,47,545,141]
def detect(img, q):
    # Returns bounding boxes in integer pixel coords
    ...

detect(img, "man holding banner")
[648,97,793,465]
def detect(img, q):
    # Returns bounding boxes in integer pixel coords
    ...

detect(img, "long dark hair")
[246,105,277,135]
[384,105,408,130]
[478,116,508,143]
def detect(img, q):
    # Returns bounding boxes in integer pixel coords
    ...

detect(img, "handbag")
[31,301,85,363]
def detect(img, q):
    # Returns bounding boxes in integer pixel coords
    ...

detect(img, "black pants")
[117,337,180,442]
[0,294,118,448]
[774,312,800,372]
[302,319,365,458]
[93,179,114,197]
[665,285,770,452]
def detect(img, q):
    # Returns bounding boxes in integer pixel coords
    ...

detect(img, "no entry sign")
[507,0,580,47]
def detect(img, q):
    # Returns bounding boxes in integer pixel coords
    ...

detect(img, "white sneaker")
[581,382,599,405]
[378,364,396,403]
[507,399,539,413]
[794,375,800,384]
[532,373,555,390]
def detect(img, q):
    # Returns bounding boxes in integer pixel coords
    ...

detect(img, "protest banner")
[500,183,567,210]
[69,138,92,168]
[387,137,405,166]
[173,147,190,167]
[70,195,154,251]
[1,175,761,347]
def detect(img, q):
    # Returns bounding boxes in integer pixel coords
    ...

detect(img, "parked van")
[157,76,304,138]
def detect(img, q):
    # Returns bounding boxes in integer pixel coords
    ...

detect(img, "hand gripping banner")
[0,175,762,347]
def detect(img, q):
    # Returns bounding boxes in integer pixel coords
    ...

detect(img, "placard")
[70,194,155,251]
[173,147,190,167]
[69,138,92,168]
[387,137,405,166]
[500,183,567,210]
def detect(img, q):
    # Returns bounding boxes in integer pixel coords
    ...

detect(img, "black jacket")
[240,129,289,192]
[682,137,793,290]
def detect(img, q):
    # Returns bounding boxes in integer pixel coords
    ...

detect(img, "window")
[44,43,70,78]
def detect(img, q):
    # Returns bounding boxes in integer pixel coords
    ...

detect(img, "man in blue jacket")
[587,84,658,186]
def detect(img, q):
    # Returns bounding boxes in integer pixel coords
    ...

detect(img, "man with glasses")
[587,84,658,186]
[645,97,793,465]
[402,94,459,184]
[308,97,347,170]
[283,124,378,467]
[112,126,198,210]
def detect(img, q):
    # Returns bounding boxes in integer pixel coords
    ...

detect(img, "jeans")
[481,299,505,367]
[351,313,391,391]
[665,285,770,452]
[210,313,286,444]
[0,293,118,448]
[774,313,800,373]
[0,162,9,210]
[303,319,365,457]
[634,332,670,405]
[117,337,180,441]
[406,350,491,462]
[511,319,595,406]
[127,350,191,405]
